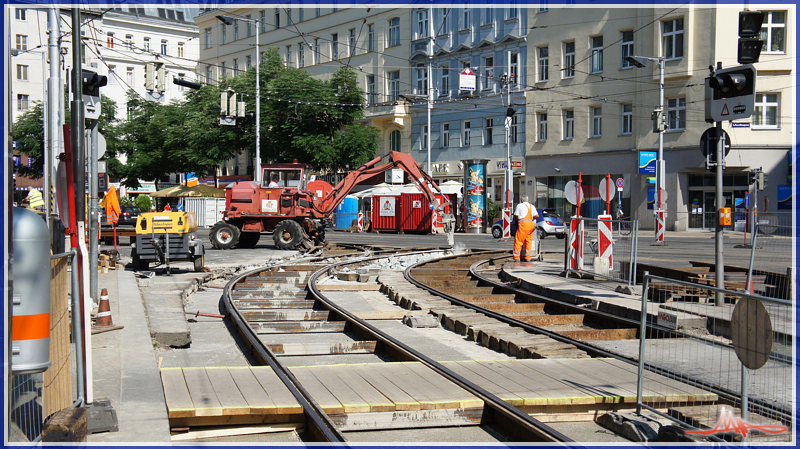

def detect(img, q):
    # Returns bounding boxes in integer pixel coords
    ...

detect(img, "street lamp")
[625,54,666,244]
[218,14,261,185]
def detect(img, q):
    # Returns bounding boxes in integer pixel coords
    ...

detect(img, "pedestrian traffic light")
[705,64,757,122]
[738,11,765,64]
[145,62,155,91]
[82,65,107,120]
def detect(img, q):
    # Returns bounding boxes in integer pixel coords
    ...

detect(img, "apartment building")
[524,7,793,230]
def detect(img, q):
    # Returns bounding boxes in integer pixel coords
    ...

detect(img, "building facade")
[524,7,793,230]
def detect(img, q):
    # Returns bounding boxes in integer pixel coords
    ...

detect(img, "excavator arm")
[311,151,455,246]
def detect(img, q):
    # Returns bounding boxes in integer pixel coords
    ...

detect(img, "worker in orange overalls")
[513,194,539,262]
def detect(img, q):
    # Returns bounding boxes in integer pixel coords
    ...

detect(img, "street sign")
[616,178,625,189]
[598,178,615,202]
[459,68,476,91]
[700,128,732,158]
[745,192,750,208]
[564,180,584,205]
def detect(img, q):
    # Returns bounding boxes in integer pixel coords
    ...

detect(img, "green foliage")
[133,194,151,212]
[118,196,134,206]
[487,198,502,221]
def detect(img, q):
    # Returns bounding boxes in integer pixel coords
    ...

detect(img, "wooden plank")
[249,367,304,414]
[204,368,251,415]
[182,368,223,417]
[287,367,345,415]
[316,284,382,291]
[502,360,596,406]
[306,366,370,413]
[536,359,636,404]
[170,423,305,441]
[161,369,196,419]
[168,414,304,428]
[266,341,376,356]
[329,408,483,431]
[253,321,346,333]
[390,363,461,410]
[226,367,278,414]
[403,362,483,409]
[377,363,438,410]
[474,360,553,406]
[445,361,525,406]
[330,366,395,412]
[350,364,422,411]
[600,358,717,403]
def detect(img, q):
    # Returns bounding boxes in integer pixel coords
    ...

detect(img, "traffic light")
[738,11,765,64]
[82,65,107,120]
[756,171,767,190]
[157,64,166,93]
[748,170,757,185]
[705,64,757,122]
[145,62,155,91]
[651,110,666,133]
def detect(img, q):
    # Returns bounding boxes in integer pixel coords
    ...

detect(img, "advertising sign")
[778,185,792,210]
[639,151,657,175]
[647,186,655,210]
[459,68,476,91]
[465,162,485,230]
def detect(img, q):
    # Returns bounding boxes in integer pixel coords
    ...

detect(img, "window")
[275,8,280,29]
[143,37,150,52]
[388,18,400,47]
[564,41,575,78]
[349,29,356,56]
[753,93,779,128]
[462,9,470,29]
[221,24,227,44]
[315,6,320,18]
[511,115,518,143]
[440,64,450,95]
[204,28,211,49]
[666,97,685,130]
[16,64,28,81]
[246,15,252,37]
[539,2,548,12]
[563,110,574,140]
[591,107,602,137]
[125,34,133,49]
[761,11,786,53]
[176,73,184,91]
[233,58,239,74]
[234,19,239,40]
[298,9,304,22]
[388,71,400,101]
[590,36,603,73]
[161,39,168,55]
[483,8,494,25]
[483,56,494,90]
[367,24,375,52]
[107,33,114,48]
[367,75,376,104]
[390,130,401,152]
[127,67,134,85]
[509,52,518,85]
[331,34,338,59]
[314,38,320,64]
[298,44,304,68]
[221,61,227,78]
[15,35,27,51]
[15,8,26,20]
[204,66,212,84]
[441,8,450,33]
[663,18,684,60]
[421,125,428,150]
[485,118,493,145]
[17,94,29,111]
[442,123,450,147]
[416,65,428,94]
[621,31,634,68]
[246,55,252,69]
[260,10,266,33]
[463,120,471,146]
[621,104,633,135]
[538,47,549,81]
[285,45,291,66]
[107,66,116,85]
[417,9,429,38]
[537,113,547,141]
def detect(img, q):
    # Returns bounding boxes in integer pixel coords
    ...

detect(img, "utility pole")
[48,8,61,234]
[426,7,433,177]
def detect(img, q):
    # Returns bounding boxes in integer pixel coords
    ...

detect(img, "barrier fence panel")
[636,274,793,443]
[566,217,639,285]
[750,224,794,301]
[10,252,78,442]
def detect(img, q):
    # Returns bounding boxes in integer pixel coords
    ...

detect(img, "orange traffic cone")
[92,288,124,334]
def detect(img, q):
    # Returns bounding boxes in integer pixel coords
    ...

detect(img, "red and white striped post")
[598,214,613,269]
[568,217,584,270]
[502,208,512,238]
[357,212,363,232]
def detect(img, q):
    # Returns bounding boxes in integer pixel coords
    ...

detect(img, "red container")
[400,193,449,234]
[371,195,401,232]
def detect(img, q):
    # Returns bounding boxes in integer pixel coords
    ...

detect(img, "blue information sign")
[639,151,657,175]
[646,186,655,210]
[778,185,793,210]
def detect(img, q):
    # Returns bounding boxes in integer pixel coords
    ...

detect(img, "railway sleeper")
[231,291,309,300]
[242,310,330,321]
[481,303,546,313]
[458,294,517,303]
[265,340,377,356]
[514,313,586,326]
[251,321,346,334]
[553,328,638,341]
[234,299,316,309]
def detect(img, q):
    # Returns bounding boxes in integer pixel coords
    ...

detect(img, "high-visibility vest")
[27,190,44,209]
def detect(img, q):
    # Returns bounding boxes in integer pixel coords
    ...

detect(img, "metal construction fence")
[748,224,794,301]
[636,210,792,233]
[10,251,80,442]
[565,217,639,285]
[636,274,793,443]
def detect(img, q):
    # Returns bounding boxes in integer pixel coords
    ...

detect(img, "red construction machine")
[209,151,455,251]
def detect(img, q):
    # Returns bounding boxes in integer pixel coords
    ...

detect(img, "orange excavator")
[208,151,455,251]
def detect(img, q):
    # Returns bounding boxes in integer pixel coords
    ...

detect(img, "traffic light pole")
[714,112,726,306]
[89,119,99,306]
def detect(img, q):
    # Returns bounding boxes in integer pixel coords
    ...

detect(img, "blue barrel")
[335,195,359,229]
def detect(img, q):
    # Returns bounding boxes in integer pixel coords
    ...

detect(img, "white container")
[183,197,226,228]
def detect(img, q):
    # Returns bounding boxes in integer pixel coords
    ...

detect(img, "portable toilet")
[334,195,359,229]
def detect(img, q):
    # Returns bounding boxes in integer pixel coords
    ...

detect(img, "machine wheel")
[193,255,204,272]
[491,226,502,239]
[537,228,546,240]
[210,222,240,249]
[131,247,141,271]
[237,232,261,248]
[273,220,304,250]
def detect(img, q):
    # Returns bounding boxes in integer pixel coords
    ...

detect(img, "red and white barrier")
[357,212,363,232]
[598,214,613,269]
[655,210,665,243]
[568,217,584,270]
[502,208,511,238]
[432,208,441,234]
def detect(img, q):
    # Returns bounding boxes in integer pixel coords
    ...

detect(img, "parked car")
[491,208,567,239]
[117,205,142,226]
